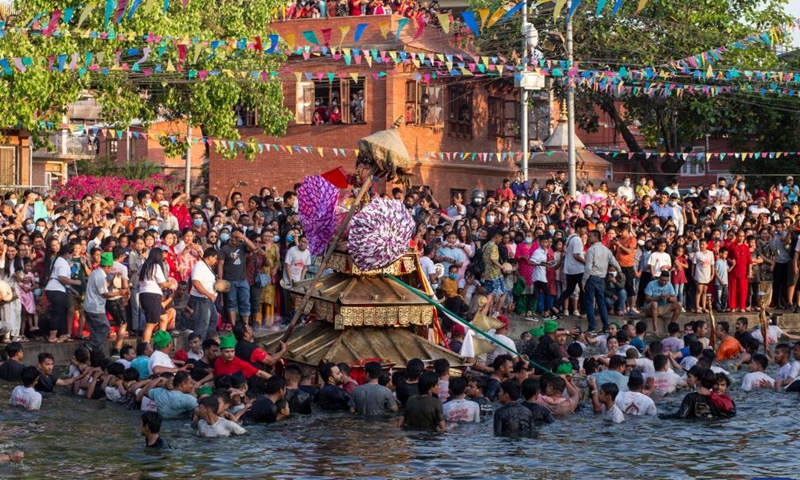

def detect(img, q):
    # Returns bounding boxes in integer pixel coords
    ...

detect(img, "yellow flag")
[77,4,95,29]
[166,60,175,72]
[379,22,390,39]
[318,147,324,157]
[285,33,296,52]
[478,8,490,29]
[636,0,648,13]
[706,65,713,78]
[486,5,509,29]
[437,14,450,34]
[294,72,302,82]
[350,73,359,82]
[553,0,568,21]
[339,25,350,50]
[365,55,372,67]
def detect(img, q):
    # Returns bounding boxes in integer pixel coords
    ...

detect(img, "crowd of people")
[280,0,447,23]
[0,169,797,450]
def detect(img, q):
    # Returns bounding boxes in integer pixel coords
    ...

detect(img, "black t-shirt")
[402,394,444,431]
[221,242,248,281]
[298,385,319,403]
[395,380,419,407]
[0,359,24,383]
[493,403,534,436]
[472,395,493,418]
[317,384,350,411]
[35,372,59,393]
[484,378,501,402]
[520,400,555,425]
[243,398,278,424]
[146,436,172,449]
[285,388,312,415]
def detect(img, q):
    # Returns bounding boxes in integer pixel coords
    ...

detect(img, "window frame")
[405,81,444,127]
[680,147,705,177]
[448,84,472,138]
[296,77,367,125]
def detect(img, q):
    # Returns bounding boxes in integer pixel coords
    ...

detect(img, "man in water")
[0,342,25,383]
[661,368,723,419]
[317,362,350,411]
[773,343,800,391]
[493,380,534,436]
[141,411,171,449]
[399,371,445,432]
[349,361,397,416]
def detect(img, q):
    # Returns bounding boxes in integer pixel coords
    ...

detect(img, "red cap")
[496,315,509,328]
[452,324,466,336]
[173,349,189,362]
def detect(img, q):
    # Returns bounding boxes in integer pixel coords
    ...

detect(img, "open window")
[448,84,472,137]
[405,81,444,127]
[296,77,367,125]
[235,105,258,127]
[488,96,520,139]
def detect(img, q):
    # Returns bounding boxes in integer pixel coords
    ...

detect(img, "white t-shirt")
[107,261,129,300]
[775,361,800,385]
[9,385,42,410]
[564,235,585,275]
[45,256,71,292]
[139,264,167,295]
[284,246,311,282]
[197,417,247,437]
[644,371,685,396]
[136,388,157,412]
[742,371,774,391]
[632,358,655,374]
[530,248,548,283]
[148,350,176,375]
[750,325,784,345]
[442,398,481,423]
[190,260,215,299]
[614,391,657,416]
[485,333,516,365]
[680,356,698,371]
[420,256,438,289]
[601,403,625,423]
[648,251,672,275]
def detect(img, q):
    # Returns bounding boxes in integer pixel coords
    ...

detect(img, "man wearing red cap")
[450,324,466,354]
[485,315,517,365]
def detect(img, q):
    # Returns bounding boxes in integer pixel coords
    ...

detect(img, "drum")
[215,279,231,293]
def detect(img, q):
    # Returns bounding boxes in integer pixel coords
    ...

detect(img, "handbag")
[255,272,271,288]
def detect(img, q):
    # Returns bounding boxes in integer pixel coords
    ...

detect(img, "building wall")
[0,130,31,186]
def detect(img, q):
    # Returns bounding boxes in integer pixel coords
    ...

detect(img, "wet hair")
[75,346,91,363]
[667,322,680,335]
[500,380,520,401]
[283,363,304,381]
[405,358,424,381]
[626,349,639,360]
[616,329,629,344]
[173,371,191,387]
[520,378,540,400]
[744,337,760,353]
[609,355,626,369]
[433,358,450,376]
[418,371,439,395]
[200,395,220,412]
[467,375,485,394]
[214,375,232,391]
[275,398,288,413]
[123,368,140,382]
[546,374,566,393]
[701,348,716,362]
[775,343,791,356]
[319,363,337,384]
[336,362,351,377]
[492,354,513,371]
[715,372,731,387]
[583,357,600,376]
[378,373,391,387]
[635,321,647,335]
[751,353,768,370]
[188,332,202,343]
[653,354,668,371]
[141,411,163,433]
[688,340,703,357]
[600,382,619,400]
[21,366,38,387]
[107,362,125,376]
[4,342,22,359]
[648,341,663,356]
[567,342,583,358]
[698,368,717,389]
[202,338,219,352]
[718,321,730,334]
[265,375,287,395]
[135,342,150,357]
[449,376,467,397]
[364,361,382,380]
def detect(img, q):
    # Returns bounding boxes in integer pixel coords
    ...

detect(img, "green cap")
[219,335,237,350]
[100,252,114,267]
[544,320,558,334]
[555,362,573,375]
[197,385,213,397]
[152,330,172,349]
[611,322,621,330]
[528,326,545,338]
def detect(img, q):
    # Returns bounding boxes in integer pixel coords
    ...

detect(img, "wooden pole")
[759,292,771,358]
[280,172,373,344]
[706,293,716,349]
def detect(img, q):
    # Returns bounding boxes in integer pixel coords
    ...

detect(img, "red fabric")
[729,277,748,310]
[709,392,734,413]
[731,243,751,278]
[171,205,191,230]
[321,167,350,189]
[213,355,259,379]
[494,187,514,202]
[249,347,268,364]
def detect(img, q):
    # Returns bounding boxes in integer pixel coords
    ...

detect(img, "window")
[488,97,519,139]
[0,147,15,185]
[295,78,367,125]
[448,85,472,137]
[529,98,550,141]
[235,105,258,127]
[405,81,444,127]
[106,138,118,156]
[680,147,705,176]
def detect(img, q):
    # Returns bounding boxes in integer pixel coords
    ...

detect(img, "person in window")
[405,102,415,124]
[312,111,326,126]
[328,106,342,124]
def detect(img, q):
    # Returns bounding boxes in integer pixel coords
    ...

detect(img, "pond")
[0,365,797,479]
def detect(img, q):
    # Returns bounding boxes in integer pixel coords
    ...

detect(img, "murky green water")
[0,365,798,479]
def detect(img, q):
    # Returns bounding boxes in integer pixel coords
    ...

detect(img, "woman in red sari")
[515,229,538,319]
[176,228,203,282]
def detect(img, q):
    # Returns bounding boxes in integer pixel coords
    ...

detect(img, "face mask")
[473,198,483,205]
[524,237,533,244]
[220,233,231,242]
[584,209,592,216]
[500,207,509,213]
[448,273,458,280]
[286,234,295,243]
[518,201,527,209]
[35,226,45,233]
[638,240,645,246]
[33,288,41,296]
[623,180,630,187]
[273,235,281,243]
[486,216,495,223]
[193,219,203,228]
[25,224,34,232]
[611,214,620,222]
[610,271,617,277]
[572,207,579,213]
[148,226,158,232]
[548,229,556,235]
[689,188,696,194]
[738,184,745,190]
[669,201,676,207]
[205,202,214,210]
[125,200,134,208]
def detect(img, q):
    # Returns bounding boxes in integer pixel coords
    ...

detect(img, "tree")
[0,0,293,160]
[471,0,793,186]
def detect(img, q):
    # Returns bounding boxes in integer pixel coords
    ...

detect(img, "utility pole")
[566,0,577,197]
[520,2,529,181]
[185,119,192,195]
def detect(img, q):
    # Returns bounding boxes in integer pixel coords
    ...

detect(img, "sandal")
[47,338,63,343]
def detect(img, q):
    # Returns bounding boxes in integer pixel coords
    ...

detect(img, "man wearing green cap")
[531,322,569,375]
[213,335,273,380]
[84,252,116,352]
[149,330,187,376]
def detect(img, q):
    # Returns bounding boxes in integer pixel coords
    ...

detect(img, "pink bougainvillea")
[54,175,184,201]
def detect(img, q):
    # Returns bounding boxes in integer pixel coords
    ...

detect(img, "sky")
[789,0,800,45]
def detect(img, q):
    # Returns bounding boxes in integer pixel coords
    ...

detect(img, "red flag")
[321,167,350,189]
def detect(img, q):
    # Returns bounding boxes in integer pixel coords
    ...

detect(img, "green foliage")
[1,0,293,158]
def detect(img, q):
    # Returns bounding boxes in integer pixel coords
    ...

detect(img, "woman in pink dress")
[515,230,538,318]
[176,228,203,281]
[456,224,475,279]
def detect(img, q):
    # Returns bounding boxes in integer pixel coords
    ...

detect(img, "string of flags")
[595,150,800,162]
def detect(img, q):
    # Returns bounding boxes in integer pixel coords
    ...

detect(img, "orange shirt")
[716,336,744,361]
[615,235,636,268]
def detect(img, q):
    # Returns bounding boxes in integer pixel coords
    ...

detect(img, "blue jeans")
[674,284,685,307]
[605,288,627,312]
[583,276,609,332]
[129,287,145,332]
[189,296,217,340]
[225,280,251,317]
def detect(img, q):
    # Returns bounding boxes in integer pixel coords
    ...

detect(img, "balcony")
[34,132,96,160]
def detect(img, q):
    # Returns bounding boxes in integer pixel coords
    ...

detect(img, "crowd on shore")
[0,170,796,453]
